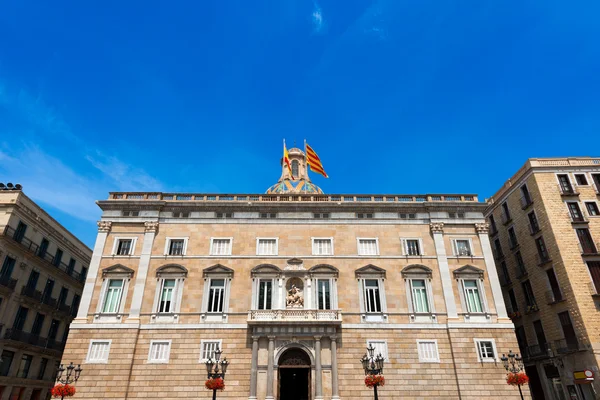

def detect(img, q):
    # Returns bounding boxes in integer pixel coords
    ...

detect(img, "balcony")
[3,328,64,351]
[21,286,43,302]
[520,195,534,210]
[524,343,551,361]
[507,307,521,321]
[546,289,564,305]
[559,184,579,196]
[554,338,581,354]
[0,274,17,291]
[248,309,342,324]
[524,303,539,314]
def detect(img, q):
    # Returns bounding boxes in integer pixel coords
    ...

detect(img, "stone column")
[249,336,260,400]
[315,335,323,400]
[476,223,508,319]
[266,336,275,400]
[74,221,111,322]
[331,336,340,400]
[431,223,458,319]
[128,221,158,322]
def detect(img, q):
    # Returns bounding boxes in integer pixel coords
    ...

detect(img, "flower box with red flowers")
[205,377,225,391]
[51,384,76,398]
[364,374,385,388]
[507,372,529,386]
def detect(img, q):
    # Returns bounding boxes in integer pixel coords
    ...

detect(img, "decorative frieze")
[144,221,159,233]
[97,221,112,233]
[475,222,490,234]
[430,222,444,234]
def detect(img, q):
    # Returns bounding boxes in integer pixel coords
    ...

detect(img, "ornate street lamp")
[501,350,526,400]
[205,346,229,400]
[360,344,385,400]
[54,362,82,399]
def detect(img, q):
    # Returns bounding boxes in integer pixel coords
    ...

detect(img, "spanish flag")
[283,141,295,180]
[306,142,329,178]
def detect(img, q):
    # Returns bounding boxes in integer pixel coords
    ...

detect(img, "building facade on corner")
[485,157,600,400]
[0,185,91,400]
[64,148,527,399]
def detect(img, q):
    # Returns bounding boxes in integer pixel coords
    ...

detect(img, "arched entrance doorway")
[278,348,311,400]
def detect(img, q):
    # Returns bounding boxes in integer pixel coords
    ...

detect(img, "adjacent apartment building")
[0,185,91,400]
[485,157,600,400]
[63,148,527,400]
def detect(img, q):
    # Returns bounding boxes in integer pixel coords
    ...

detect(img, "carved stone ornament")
[286,277,304,308]
[475,223,490,234]
[144,221,159,233]
[97,221,112,233]
[430,222,444,234]
[285,258,305,271]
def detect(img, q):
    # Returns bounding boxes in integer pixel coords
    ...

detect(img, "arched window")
[291,160,299,177]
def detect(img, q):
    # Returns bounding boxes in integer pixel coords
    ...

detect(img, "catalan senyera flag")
[305,142,329,178]
[283,141,295,180]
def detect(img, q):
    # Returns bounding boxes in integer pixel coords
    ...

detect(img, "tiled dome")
[266,179,323,194]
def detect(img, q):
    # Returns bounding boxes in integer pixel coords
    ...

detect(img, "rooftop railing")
[248,309,342,323]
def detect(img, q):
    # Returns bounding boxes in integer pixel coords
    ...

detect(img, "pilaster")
[128,221,158,322]
[476,223,508,319]
[431,223,458,319]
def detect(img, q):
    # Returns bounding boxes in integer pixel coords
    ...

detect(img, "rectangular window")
[475,340,497,362]
[500,261,510,285]
[67,258,76,275]
[42,278,55,303]
[547,268,563,302]
[558,311,578,349]
[312,238,333,255]
[148,341,171,363]
[501,202,511,223]
[508,227,519,249]
[453,239,472,256]
[558,174,575,194]
[31,313,45,336]
[87,341,111,363]
[587,261,600,294]
[102,279,124,313]
[316,279,331,310]
[210,238,232,255]
[410,279,430,313]
[528,211,540,234]
[357,213,374,219]
[38,238,49,258]
[71,294,81,317]
[522,280,537,307]
[366,340,388,360]
[122,210,139,217]
[489,215,497,234]
[116,239,133,255]
[586,202,600,216]
[494,239,504,259]
[536,236,550,262]
[576,228,597,254]
[208,279,225,313]
[520,185,533,208]
[515,326,528,354]
[462,280,483,313]
[313,213,330,219]
[399,213,416,219]
[13,306,29,330]
[17,354,33,378]
[0,256,16,278]
[258,280,272,310]
[567,202,585,222]
[216,212,233,218]
[158,279,176,313]
[508,289,518,312]
[357,239,379,255]
[13,221,27,243]
[0,350,14,376]
[172,212,189,218]
[167,239,186,256]
[402,239,421,256]
[38,358,48,380]
[200,340,222,361]
[533,320,547,346]
[257,238,278,255]
[417,340,440,363]
[575,174,588,185]
[364,279,382,313]
[58,287,68,306]
[515,251,527,276]
[259,213,277,219]
[53,249,63,267]
[26,270,39,290]
[47,319,60,340]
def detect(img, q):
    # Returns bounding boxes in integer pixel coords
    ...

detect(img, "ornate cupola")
[266,147,324,194]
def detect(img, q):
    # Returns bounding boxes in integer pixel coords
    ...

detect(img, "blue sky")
[1,0,599,247]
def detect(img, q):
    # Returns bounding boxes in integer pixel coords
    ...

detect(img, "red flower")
[51,384,76,397]
[364,374,385,388]
[205,377,225,391]
[507,372,529,386]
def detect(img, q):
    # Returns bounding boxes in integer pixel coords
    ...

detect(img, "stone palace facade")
[63,148,527,399]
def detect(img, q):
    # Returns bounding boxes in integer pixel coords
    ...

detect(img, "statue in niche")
[286,278,304,308]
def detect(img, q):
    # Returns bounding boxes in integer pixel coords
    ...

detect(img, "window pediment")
[355,264,386,279]
[156,264,188,278]
[251,264,282,277]
[102,264,134,278]
[203,264,234,278]
[401,264,433,278]
[309,264,339,277]
[453,265,484,279]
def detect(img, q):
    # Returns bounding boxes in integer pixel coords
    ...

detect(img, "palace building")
[485,157,600,400]
[64,147,526,399]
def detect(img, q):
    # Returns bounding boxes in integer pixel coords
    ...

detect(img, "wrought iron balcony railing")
[3,328,65,352]
[554,338,580,354]
[0,274,17,291]
[248,309,342,323]
[524,343,551,361]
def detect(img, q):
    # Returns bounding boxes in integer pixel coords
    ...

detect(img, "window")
[547,268,563,302]
[86,340,111,363]
[520,185,533,208]
[533,320,548,347]
[122,210,139,217]
[366,340,388,360]
[13,221,27,243]
[357,213,374,219]
[462,280,483,313]
[499,261,510,285]
[148,341,171,363]
[312,238,333,255]
[165,238,187,256]
[558,311,578,350]
[0,350,15,376]
[26,270,39,290]
[586,202,600,216]
[576,228,597,254]
[507,289,518,312]
[102,279,124,313]
[210,238,232,255]
[38,358,48,380]
[0,256,15,278]
[453,239,473,256]
[501,202,511,224]
[31,313,45,336]
[399,213,416,219]
[67,258,76,275]
[515,326,528,355]
[258,280,272,310]
[587,261,600,295]
[216,212,233,218]
[493,239,504,259]
[522,280,537,308]
[38,238,49,258]
[47,319,60,340]
[172,212,189,218]
[42,278,55,303]
[17,354,33,378]
[528,211,540,234]
[448,212,465,219]
[508,227,519,249]
[515,251,527,276]
[257,238,278,255]
[410,279,430,313]
[558,174,576,194]
[259,213,277,219]
[313,213,330,219]
[53,249,63,267]
[72,294,81,317]
[417,340,440,363]
[58,287,68,306]
[363,279,382,313]
[114,238,135,256]
[200,340,222,361]
[357,238,379,256]
[535,236,550,262]
[567,202,585,222]
[475,339,497,362]
[13,306,29,330]
[575,174,588,185]
[158,279,176,313]
[316,279,331,310]
[207,279,226,313]
[153,265,187,319]
[402,239,422,256]
[489,215,497,234]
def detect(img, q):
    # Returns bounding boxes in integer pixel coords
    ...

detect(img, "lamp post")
[55,362,82,400]
[205,346,229,400]
[360,343,385,400]
[501,350,525,400]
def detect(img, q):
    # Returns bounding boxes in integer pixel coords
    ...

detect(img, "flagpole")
[304,139,308,176]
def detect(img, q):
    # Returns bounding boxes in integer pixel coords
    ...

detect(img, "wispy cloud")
[86,151,162,191]
[312,2,325,34]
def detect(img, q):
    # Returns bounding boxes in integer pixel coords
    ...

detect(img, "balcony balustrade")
[0,274,17,291]
[554,338,580,354]
[3,328,65,351]
[248,309,342,324]
[21,286,43,302]
[524,343,551,361]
